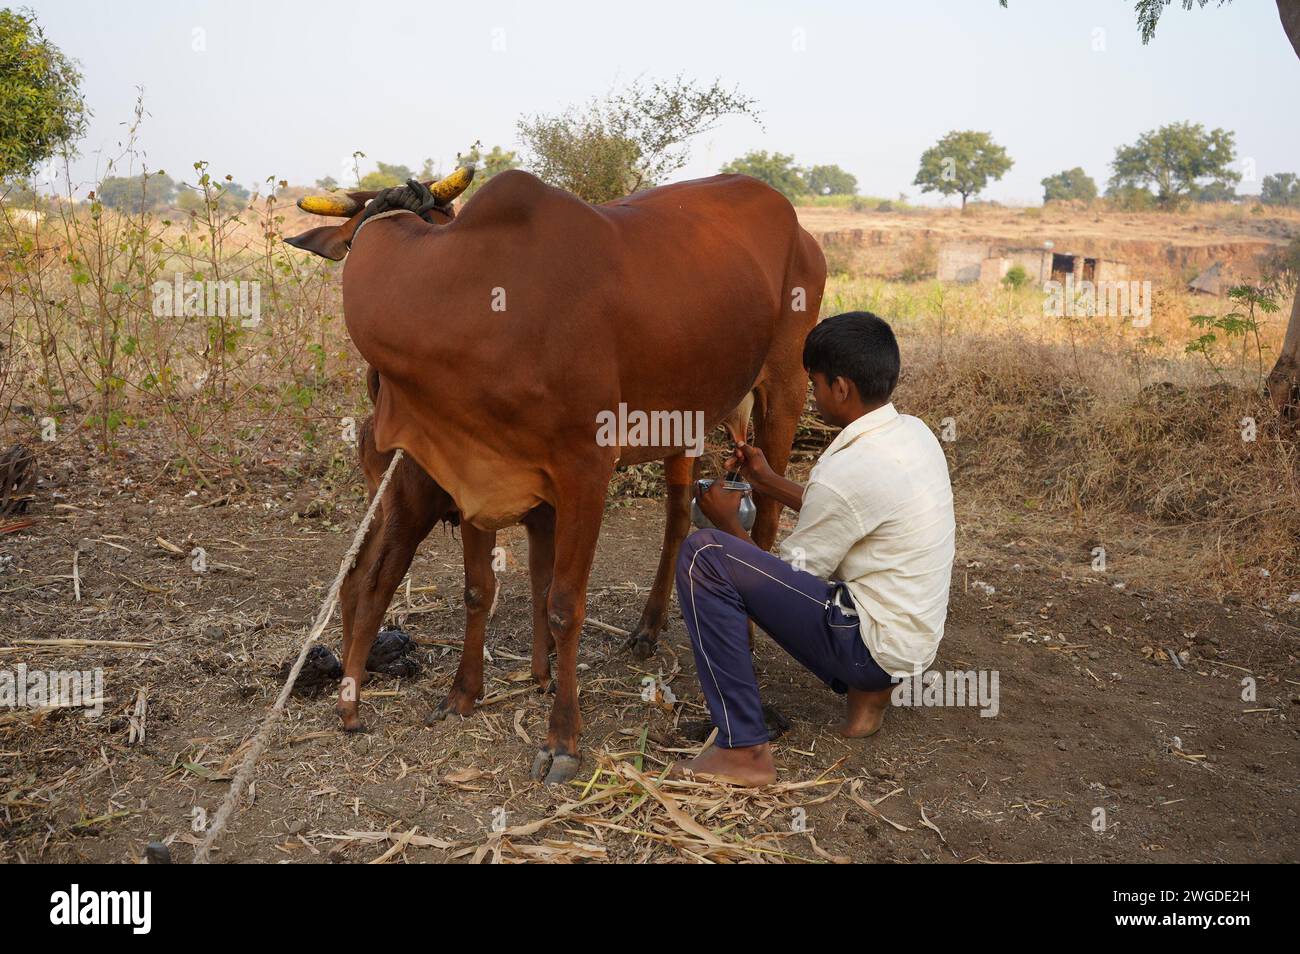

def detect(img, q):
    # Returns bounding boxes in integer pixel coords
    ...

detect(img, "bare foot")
[669,742,776,787]
[837,686,892,738]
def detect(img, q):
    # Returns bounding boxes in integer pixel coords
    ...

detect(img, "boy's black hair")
[802,311,900,403]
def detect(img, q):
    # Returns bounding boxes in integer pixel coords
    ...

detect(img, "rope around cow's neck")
[348,207,420,248]
[192,449,406,864]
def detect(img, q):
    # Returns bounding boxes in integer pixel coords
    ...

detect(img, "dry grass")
[450,755,871,864]
[901,339,1297,590]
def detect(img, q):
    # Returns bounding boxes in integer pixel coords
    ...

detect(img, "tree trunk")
[1278,0,1300,56]
[1267,1,1300,419]
[1266,290,1300,420]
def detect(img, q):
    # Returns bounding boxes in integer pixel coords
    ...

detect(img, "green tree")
[1107,122,1239,208]
[1008,0,1296,59]
[359,161,414,190]
[518,113,641,203]
[314,175,339,190]
[96,171,176,212]
[1194,179,1239,203]
[805,164,857,196]
[1041,167,1098,203]
[913,130,1012,209]
[0,8,88,179]
[457,142,519,200]
[519,75,758,203]
[1262,172,1300,207]
[720,151,807,200]
[1106,184,1156,211]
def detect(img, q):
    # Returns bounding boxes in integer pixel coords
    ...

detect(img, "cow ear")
[284,225,350,261]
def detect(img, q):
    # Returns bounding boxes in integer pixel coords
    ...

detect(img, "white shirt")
[778,403,955,676]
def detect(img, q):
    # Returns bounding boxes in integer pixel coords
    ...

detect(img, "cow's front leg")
[531,476,606,785]
[431,523,497,720]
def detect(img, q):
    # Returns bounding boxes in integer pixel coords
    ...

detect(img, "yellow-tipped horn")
[297,193,362,217]
[429,165,476,203]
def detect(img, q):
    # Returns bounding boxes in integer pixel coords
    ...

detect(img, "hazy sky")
[23,0,1300,205]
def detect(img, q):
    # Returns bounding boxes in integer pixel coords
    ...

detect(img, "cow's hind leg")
[749,374,808,552]
[751,230,822,551]
[625,453,697,659]
[531,473,607,785]
[523,505,557,689]
[337,460,438,732]
[430,523,497,720]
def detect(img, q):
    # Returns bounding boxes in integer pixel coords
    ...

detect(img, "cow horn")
[429,165,475,202]
[297,193,362,217]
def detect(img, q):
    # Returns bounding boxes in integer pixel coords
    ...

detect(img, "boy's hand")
[696,479,745,534]
[727,442,808,514]
[725,442,776,488]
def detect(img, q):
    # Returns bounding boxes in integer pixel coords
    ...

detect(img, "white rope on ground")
[193,449,405,864]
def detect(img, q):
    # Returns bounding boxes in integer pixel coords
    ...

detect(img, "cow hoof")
[530,749,552,780]
[624,632,658,660]
[429,692,476,723]
[545,754,581,785]
[530,749,581,785]
[336,706,366,733]
[426,705,459,725]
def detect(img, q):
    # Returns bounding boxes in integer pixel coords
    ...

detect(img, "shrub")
[1002,263,1030,289]
[898,240,936,282]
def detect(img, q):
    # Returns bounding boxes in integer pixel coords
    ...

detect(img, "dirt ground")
[2,437,1297,864]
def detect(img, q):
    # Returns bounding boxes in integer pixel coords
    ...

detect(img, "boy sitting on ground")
[677,311,955,786]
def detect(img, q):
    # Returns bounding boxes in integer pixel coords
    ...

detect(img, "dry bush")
[821,243,857,279]
[1,148,364,487]
[896,239,937,283]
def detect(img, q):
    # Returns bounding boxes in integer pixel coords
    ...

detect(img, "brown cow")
[322,217,754,741]
[289,167,824,783]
